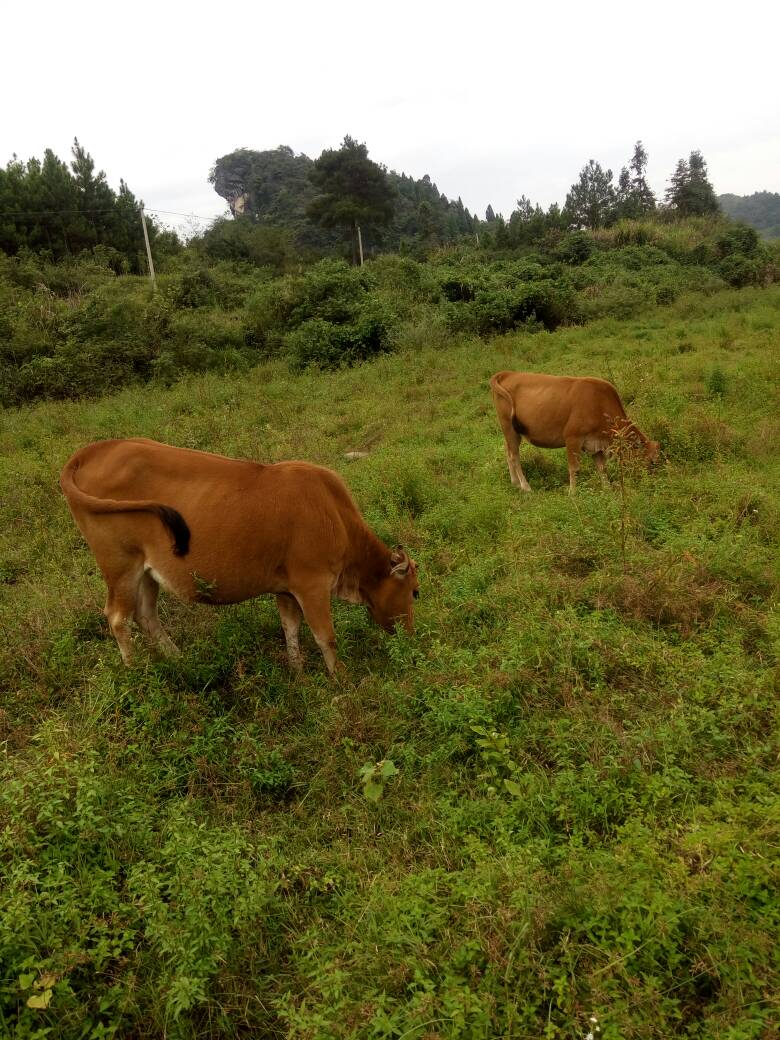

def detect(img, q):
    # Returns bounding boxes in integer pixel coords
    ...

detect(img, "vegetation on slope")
[719,191,780,239]
[1,284,779,1038]
[1,216,776,408]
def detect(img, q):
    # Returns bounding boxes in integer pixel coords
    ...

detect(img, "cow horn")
[390,547,410,577]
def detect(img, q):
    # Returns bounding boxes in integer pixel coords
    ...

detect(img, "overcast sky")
[3,0,778,235]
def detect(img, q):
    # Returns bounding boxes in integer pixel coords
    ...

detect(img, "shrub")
[555,231,595,264]
[707,365,728,398]
[198,216,296,272]
[718,253,765,288]
[285,298,397,370]
[245,259,375,352]
[716,223,761,258]
[169,267,218,308]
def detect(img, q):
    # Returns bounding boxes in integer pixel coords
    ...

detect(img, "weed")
[707,364,728,398]
[359,758,399,802]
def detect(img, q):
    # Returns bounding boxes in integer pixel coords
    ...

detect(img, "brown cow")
[60,438,419,674]
[490,371,659,494]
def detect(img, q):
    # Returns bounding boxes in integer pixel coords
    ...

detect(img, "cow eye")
[413,589,419,599]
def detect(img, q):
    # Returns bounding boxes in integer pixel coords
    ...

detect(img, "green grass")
[1,284,779,1038]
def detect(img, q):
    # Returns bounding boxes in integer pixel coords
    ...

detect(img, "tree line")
[0,135,729,269]
[0,139,178,271]
[210,137,722,261]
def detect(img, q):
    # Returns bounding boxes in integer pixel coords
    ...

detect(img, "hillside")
[719,190,780,238]
[3,215,777,409]
[210,145,480,254]
[1,284,779,1037]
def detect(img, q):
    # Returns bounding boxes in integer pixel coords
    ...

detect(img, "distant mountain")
[209,146,481,254]
[718,192,780,239]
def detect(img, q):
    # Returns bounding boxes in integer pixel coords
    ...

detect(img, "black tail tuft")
[156,506,191,557]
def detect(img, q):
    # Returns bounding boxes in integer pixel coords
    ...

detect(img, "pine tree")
[665,157,690,209]
[307,136,394,263]
[629,140,656,214]
[616,167,632,217]
[665,150,719,216]
[687,150,719,215]
[564,160,617,229]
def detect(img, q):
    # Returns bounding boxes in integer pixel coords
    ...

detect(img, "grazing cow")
[490,371,659,493]
[60,438,419,674]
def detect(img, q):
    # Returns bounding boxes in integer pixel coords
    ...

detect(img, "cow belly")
[527,435,565,449]
[144,546,286,605]
[583,435,610,454]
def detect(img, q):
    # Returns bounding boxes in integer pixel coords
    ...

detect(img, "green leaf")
[27,988,53,1009]
[358,762,376,782]
[503,778,524,797]
[18,973,35,990]
[363,780,384,802]
[378,759,398,779]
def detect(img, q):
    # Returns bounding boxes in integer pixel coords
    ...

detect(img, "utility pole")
[140,207,156,287]
[357,224,364,266]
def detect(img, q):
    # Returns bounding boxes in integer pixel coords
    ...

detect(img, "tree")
[508,195,548,246]
[417,200,437,247]
[665,150,719,216]
[629,140,656,215]
[0,141,172,270]
[616,166,632,217]
[615,141,656,220]
[687,150,719,215]
[307,136,394,263]
[564,160,616,229]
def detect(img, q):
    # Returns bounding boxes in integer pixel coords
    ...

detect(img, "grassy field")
[1,284,779,1038]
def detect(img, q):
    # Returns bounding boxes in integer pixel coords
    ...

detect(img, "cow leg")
[508,437,532,492]
[276,593,304,673]
[135,571,180,657]
[565,438,583,495]
[495,409,531,490]
[594,451,610,487]
[293,587,342,675]
[103,565,143,665]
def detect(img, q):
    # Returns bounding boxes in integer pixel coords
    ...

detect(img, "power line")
[0,206,224,221]
[146,208,222,221]
[0,207,120,218]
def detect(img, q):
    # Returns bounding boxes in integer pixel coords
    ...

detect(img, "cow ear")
[390,547,410,578]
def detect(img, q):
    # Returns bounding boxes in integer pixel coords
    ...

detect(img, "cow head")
[366,547,419,634]
[644,439,661,467]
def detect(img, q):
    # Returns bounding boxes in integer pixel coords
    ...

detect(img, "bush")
[169,267,218,309]
[434,257,577,333]
[718,253,765,288]
[245,259,401,368]
[198,217,296,272]
[716,223,761,258]
[285,298,397,370]
[555,231,595,264]
[245,259,373,350]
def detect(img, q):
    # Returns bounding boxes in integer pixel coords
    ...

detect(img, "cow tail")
[60,457,191,557]
[490,372,518,427]
[152,506,191,557]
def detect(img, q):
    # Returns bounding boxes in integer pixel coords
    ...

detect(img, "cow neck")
[628,421,649,445]
[347,526,393,599]
[615,416,647,445]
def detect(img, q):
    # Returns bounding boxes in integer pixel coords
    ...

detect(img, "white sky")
[3,0,779,235]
